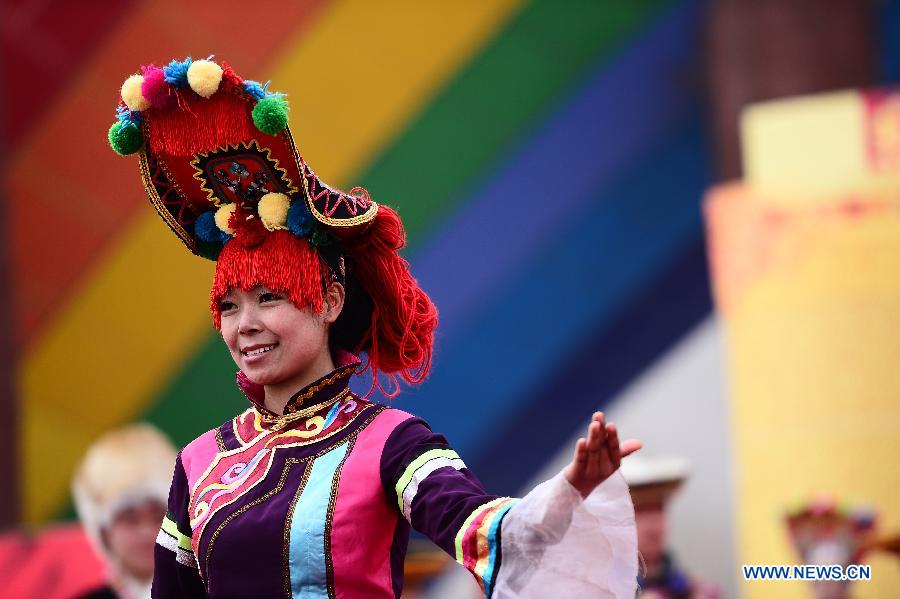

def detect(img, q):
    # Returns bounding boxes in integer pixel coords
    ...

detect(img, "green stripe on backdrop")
[141,338,244,448]
[137,0,672,454]
[356,0,671,245]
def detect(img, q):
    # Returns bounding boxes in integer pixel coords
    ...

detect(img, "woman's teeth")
[244,344,276,356]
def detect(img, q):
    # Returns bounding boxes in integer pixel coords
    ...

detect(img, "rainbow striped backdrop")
[4,0,710,524]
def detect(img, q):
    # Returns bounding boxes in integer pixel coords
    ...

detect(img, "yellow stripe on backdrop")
[21,0,523,523]
[267,0,524,188]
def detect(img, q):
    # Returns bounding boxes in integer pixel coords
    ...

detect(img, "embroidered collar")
[235,350,360,418]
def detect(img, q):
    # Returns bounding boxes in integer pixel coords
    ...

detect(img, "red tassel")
[342,205,438,396]
[211,231,324,328]
[147,91,256,157]
[220,61,243,92]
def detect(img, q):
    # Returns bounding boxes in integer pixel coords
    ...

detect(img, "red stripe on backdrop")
[0,0,138,146]
[6,0,330,352]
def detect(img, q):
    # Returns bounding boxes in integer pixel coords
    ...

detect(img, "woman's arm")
[381,414,641,598]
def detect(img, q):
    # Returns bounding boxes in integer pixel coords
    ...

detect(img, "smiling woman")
[217,283,343,416]
[110,56,641,598]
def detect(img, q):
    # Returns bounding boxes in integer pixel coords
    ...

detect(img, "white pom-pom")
[121,74,149,111]
[257,193,290,230]
[214,204,237,234]
[187,60,224,98]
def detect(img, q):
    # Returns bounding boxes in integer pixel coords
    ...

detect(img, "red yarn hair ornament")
[341,205,438,397]
[209,206,438,398]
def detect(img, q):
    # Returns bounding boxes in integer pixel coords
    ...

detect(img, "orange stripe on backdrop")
[19,0,524,524]
[7,0,328,353]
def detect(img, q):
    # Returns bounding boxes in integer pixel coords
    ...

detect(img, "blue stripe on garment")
[482,500,517,596]
[321,398,343,430]
[288,443,349,599]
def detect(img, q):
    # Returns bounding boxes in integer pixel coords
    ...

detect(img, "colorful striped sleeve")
[152,452,207,598]
[381,417,517,597]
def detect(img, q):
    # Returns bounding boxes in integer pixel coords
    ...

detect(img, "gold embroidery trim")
[138,148,196,251]
[262,388,350,431]
[283,128,378,228]
[281,364,356,414]
[190,139,300,207]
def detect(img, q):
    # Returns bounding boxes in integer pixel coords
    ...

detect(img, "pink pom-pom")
[141,66,175,109]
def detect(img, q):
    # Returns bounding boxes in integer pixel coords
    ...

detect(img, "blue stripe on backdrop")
[363,0,705,464]
[405,113,709,459]
[471,235,712,495]
[879,0,900,83]
[407,0,701,339]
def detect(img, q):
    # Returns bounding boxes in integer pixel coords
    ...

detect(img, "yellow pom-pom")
[214,204,237,234]
[121,74,149,111]
[187,60,223,98]
[257,193,290,231]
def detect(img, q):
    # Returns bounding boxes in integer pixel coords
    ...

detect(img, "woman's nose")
[237,306,262,334]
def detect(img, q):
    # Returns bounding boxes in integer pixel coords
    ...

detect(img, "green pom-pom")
[108,121,144,155]
[252,97,289,134]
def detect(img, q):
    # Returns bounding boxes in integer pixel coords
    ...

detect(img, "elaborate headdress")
[109,57,437,394]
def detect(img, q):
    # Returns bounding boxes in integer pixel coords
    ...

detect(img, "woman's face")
[218,285,338,387]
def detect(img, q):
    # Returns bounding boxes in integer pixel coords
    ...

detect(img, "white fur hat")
[71,423,176,557]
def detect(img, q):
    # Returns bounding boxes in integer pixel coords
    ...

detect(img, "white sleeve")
[492,470,637,598]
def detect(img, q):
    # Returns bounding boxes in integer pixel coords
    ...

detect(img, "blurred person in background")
[784,497,876,599]
[72,424,176,599]
[622,456,717,599]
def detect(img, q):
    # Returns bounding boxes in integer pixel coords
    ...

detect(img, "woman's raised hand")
[564,412,642,498]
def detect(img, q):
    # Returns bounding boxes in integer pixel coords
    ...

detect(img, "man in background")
[72,424,176,599]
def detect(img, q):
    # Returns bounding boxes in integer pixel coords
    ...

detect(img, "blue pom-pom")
[115,104,142,127]
[195,211,225,243]
[164,57,193,88]
[287,200,314,237]
[243,79,287,101]
[243,80,267,100]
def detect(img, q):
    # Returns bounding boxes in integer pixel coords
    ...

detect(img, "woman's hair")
[210,205,438,397]
[340,205,438,395]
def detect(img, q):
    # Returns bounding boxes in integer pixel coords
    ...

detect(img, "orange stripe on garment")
[20,0,524,524]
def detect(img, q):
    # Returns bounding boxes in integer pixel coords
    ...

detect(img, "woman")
[109,56,641,598]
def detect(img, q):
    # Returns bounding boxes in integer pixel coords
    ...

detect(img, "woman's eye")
[259,292,281,303]
[218,300,236,311]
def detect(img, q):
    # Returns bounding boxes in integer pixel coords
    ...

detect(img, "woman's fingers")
[587,413,605,451]
[606,423,621,467]
[573,437,588,465]
[619,439,643,458]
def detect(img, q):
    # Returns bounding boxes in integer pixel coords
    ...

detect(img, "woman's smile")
[241,342,280,363]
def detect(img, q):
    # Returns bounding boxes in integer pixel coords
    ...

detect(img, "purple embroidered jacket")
[153,357,515,598]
